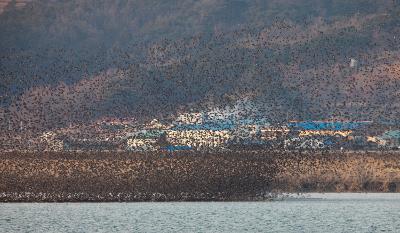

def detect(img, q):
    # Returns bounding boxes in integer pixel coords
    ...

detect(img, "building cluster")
[22,111,400,153]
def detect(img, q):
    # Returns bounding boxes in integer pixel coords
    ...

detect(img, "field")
[1,151,400,201]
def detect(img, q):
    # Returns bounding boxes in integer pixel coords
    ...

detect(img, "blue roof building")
[287,121,371,131]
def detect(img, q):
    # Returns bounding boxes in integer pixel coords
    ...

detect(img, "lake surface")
[1,194,400,233]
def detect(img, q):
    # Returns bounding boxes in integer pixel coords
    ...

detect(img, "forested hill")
[0,0,399,133]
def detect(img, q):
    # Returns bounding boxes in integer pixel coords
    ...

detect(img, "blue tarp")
[287,121,370,130]
[381,130,400,139]
[162,145,192,151]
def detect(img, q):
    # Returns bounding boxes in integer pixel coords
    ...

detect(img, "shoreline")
[1,151,400,202]
[2,192,400,203]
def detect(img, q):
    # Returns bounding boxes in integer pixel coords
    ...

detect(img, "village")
[22,109,400,153]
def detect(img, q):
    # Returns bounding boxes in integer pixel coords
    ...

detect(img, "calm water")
[1,194,400,233]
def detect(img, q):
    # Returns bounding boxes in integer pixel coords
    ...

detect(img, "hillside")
[0,0,400,135]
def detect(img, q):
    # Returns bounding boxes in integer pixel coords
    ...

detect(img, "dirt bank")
[0,151,399,201]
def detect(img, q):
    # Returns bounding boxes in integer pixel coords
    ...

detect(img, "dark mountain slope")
[0,0,399,133]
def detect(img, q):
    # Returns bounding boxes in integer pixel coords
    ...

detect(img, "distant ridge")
[0,0,399,134]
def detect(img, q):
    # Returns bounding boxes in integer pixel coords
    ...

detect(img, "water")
[1,194,400,233]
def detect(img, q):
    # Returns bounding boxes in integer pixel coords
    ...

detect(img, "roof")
[380,130,400,139]
[162,145,192,151]
[287,121,371,131]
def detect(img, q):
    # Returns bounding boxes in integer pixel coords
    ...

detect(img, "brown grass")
[0,151,399,201]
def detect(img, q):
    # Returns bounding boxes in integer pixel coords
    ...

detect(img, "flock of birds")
[0,1,399,152]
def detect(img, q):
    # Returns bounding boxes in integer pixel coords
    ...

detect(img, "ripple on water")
[0,196,400,233]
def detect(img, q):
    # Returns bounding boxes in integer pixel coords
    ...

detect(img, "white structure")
[175,113,203,125]
[284,137,325,150]
[39,131,64,151]
[350,58,358,68]
[126,138,158,151]
[166,130,231,149]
